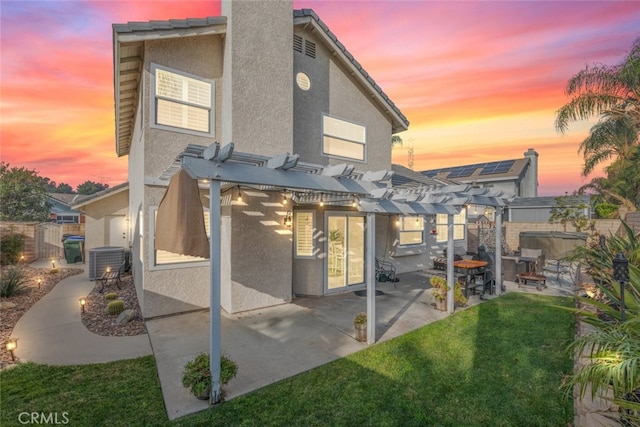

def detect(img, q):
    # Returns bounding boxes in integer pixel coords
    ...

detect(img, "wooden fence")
[0,221,84,262]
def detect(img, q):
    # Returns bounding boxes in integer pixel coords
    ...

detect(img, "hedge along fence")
[0,222,85,263]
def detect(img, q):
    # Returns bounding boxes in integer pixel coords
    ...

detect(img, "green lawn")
[1,293,575,427]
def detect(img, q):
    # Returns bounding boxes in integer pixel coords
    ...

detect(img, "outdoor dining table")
[453,260,489,297]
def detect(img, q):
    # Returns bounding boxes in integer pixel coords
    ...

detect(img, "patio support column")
[366,212,376,344]
[446,214,455,313]
[494,207,503,296]
[209,180,222,404]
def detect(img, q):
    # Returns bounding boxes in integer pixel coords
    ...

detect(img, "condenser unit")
[88,247,125,280]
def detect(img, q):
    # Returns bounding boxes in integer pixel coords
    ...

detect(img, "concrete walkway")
[10,261,152,365]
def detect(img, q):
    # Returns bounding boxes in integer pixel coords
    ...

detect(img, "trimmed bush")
[0,266,28,297]
[104,292,118,301]
[106,299,125,316]
[0,233,25,265]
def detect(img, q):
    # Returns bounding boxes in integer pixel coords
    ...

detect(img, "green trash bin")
[63,238,85,264]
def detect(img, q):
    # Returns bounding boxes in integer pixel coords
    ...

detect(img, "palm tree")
[556,37,640,174]
[391,135,403,148]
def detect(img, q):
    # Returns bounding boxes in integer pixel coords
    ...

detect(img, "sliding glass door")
[326,213,365,290]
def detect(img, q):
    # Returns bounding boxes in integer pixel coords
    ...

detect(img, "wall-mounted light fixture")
[5,338,18,361]
[283,211,293,227]
[396,216,400,227]
[79,297,87,314]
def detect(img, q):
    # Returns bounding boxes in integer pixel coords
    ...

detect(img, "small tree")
[549,194,592,232]
[0,162,51,221]
[76,180,109,195]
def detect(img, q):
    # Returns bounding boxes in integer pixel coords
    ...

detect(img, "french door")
[326,213,365,291]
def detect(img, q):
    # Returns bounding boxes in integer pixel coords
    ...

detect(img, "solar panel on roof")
[479,160,515,175]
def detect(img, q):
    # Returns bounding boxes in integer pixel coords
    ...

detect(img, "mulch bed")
[80,274,147,337]
[0,265,147,369]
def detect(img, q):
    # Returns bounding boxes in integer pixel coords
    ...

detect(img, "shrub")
[0,266,28,297]
[0,232,25,265]
[106,299,125,316]
[182,352,238,398]
[354,312,367,325]
[104,292,118,301]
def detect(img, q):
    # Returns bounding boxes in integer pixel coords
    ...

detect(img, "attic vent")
[305,40,316,58]
[293,35,303,53]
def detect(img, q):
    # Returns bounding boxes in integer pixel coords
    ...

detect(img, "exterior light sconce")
[79,297,87,313]
[613,253,629,322]
[283,211,293,227]
[352,199,357,208]
[396,217,400,227]
[5,338,18,361]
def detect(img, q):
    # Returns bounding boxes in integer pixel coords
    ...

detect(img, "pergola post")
[494,207,503,295]
[446,213,455,313]
[366,212,376,344]
[209,180,222,404]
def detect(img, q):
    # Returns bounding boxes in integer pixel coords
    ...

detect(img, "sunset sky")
[2,1,639,196]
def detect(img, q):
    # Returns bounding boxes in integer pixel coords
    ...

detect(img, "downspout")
[495,207,503,295]
[446,213,455,313]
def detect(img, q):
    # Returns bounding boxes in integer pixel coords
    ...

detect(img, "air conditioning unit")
[88,247,125,280]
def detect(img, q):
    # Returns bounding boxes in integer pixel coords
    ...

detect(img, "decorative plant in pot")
[182,352,238,400]
[354,312,367,342]
[430,276,467,311]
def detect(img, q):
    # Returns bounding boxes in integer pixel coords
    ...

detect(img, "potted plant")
[182,352,238,400]
[430,276,467,311]
[354,312,367,342]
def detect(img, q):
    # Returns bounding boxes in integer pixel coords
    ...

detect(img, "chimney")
[221,0,294,155]
[523,148,538,197]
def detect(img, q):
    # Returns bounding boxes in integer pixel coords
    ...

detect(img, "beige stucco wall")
[221,0,293,154]
[292,27,394,170]
[81,190,128,251]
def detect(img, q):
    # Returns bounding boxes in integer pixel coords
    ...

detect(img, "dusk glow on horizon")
[2,1,639,196]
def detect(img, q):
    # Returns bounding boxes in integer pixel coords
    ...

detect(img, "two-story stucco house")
[112,1,417,318]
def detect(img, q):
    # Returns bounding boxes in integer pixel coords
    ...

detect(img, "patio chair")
[375,258,397,286]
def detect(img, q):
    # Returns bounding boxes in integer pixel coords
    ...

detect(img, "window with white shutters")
[294,211,314,258]
[151,64,214,136]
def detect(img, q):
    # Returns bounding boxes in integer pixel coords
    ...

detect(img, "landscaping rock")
[0,301,16,310]
[116,309,136,325]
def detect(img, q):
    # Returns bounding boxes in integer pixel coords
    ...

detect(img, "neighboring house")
[421,148,539,221]
[506,195,591,223]
[71,183,129,251]
[112,2,412,318]
[47,193,85,224]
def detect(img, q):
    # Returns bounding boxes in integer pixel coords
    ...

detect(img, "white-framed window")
[322,114,366,161]
[436,209,466,243]
[294,211,315,258]
[398,216,424,246]
[150,64,214,136]
[149,206,210,268]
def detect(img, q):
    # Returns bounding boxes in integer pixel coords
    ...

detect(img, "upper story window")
[398,216,424,246]
[322,115,366,161]
[150,64,214,136]
[436,209,466,243]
